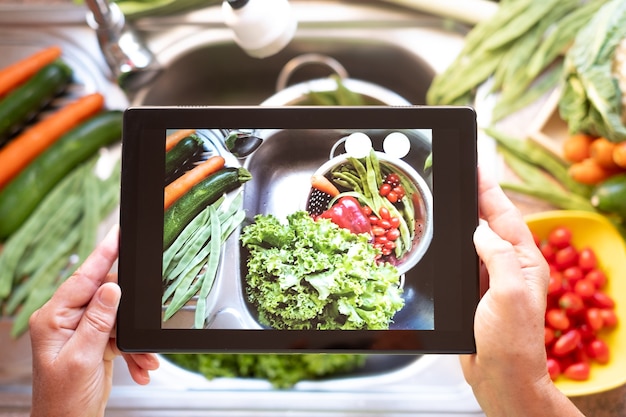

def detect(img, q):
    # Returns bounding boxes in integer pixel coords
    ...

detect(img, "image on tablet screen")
[161,127,434,331]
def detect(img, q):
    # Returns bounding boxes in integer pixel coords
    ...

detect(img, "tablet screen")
[118,106,479,353]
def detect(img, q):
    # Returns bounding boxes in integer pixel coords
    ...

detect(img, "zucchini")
[590,173,626,218]
[0,110,123,239]
[0,60,73,145]
[163,167,252,249]
[165,134,203,181]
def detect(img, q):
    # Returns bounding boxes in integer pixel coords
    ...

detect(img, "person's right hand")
[461,168,584,417]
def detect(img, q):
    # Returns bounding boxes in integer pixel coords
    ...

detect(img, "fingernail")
[99,283,121,308]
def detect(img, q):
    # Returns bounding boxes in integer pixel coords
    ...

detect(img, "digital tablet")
[117,106,479,354]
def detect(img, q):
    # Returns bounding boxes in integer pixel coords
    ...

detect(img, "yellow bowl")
[525,210,626,397]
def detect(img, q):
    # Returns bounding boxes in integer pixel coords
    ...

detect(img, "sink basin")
[131,1,467,106]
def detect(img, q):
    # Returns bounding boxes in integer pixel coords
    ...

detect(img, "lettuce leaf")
[241,211,404,330]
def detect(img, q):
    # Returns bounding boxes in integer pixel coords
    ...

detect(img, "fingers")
[121,353,160,385]
[47,225,120,312]
[63,282,121,366]
[477,167,534,247]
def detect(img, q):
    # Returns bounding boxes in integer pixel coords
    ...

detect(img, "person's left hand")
[29,225,159,417]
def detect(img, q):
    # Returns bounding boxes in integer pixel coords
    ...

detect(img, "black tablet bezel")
[117,106,479,354]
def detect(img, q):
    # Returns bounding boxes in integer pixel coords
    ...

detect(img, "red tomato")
[540,242,556,263]
[563,266,584,284]
[553,329,581,356]
[585,269,607,289]
[590,291,615,309]
[379,183,391,197]
[554,246,578,270]
[600,308,618,328]
[548,226,572,249]
[547,358,561,380]
[574,279,596,299]
[587,339,610,364]
[548,270,563,295]
[578,247,598,271]
[559,292,584,315]
[585,308,604,332]
[563,362,590,381]
[546,308,570,330]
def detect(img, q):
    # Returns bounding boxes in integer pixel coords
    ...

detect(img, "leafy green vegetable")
[241,211,404,330]
[559,0,626,142]
[165,353,367,389]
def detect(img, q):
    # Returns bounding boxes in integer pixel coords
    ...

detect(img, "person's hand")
[462,168,584,417]
[29,225,159,417]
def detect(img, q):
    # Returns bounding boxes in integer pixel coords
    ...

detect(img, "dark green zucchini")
[165,134,203,181]
[0,110,123,239]
[591,173,626,218]
[163,167,252,249]
[0,60,73,145]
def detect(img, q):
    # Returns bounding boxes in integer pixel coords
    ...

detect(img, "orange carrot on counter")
[0,45,62,98]
[0,92,105,190]
[165,129,197,152]
[164,155,226,209]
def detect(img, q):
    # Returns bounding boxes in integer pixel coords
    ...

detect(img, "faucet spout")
[85,0,161,91]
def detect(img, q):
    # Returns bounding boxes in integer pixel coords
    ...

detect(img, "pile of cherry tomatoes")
[536,226,618,381]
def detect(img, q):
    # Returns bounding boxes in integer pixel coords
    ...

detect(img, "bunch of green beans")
[427,0,607,122]
[0,156,121,337]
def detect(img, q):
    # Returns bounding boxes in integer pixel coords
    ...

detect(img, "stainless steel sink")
[0,2,483,415]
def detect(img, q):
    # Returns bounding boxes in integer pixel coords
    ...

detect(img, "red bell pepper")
[318,196,372,235]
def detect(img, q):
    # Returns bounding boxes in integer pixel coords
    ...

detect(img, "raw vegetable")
[311,174,340,197]
[0,93,105,190]
[0,60,73,145]
[163,167,251,249]
[162,193,245,327]
[165,353,366,389]
[0,45,62,97]
[241,211,404,330]
[0,156,120,337]
[590,173,626,217]
[426,0,606,122]
[165,133,204,182]
[165,128,196,152]
[317,195,372,234]
[164,155,225,209]
[0,110,122,240]
[559,0,626,142]
[537,225,618,381]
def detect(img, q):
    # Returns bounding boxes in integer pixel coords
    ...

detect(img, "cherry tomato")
[389,216,400,228]
[558,292,584,315]
[386,228,400,241]
[585,269,607,289]
[547,358,561,381]
[379,207,390,220]
[563,266,584,284]
[540,242,556,263]
[545,327,556,346]
[563,362,590,381]
[554,246,578,270]
[590,291,615,309]
[600,308,618,328]
[553,329,581,356]
[548,226,572,249]
[361,205,372,216]
[578,247,597,271]
[392,185,405,199]
[546,308,570,330]
[378,219,391,229]
[371,226,386,236]
[574,278,596,299]
[379,183,391,197]
[386,191,399,203]
[586,339,610,364]
[385,173,400,186]
[548,270,563,295]
[585,308,604,332]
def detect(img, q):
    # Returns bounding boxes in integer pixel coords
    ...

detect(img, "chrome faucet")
[84,0,162,91]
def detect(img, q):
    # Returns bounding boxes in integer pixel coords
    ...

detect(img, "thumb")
[70,282,121,361]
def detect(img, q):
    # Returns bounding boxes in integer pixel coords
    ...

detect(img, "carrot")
[0,46,62,98]
[0,92,105,190]
[589,137,619,170]
[562,133,594,163]
[165,129,196,152]
[164,155,226,209]
[612,142,626,169]
[311,174,340,197]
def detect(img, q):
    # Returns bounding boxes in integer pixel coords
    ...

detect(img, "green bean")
[11,284,57,338]
[164,209,212,281]
[348,157,371,199]
[77,166,100,264]
[501,182,597,212]
[331,172,362,193]
[195,205,222,329]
